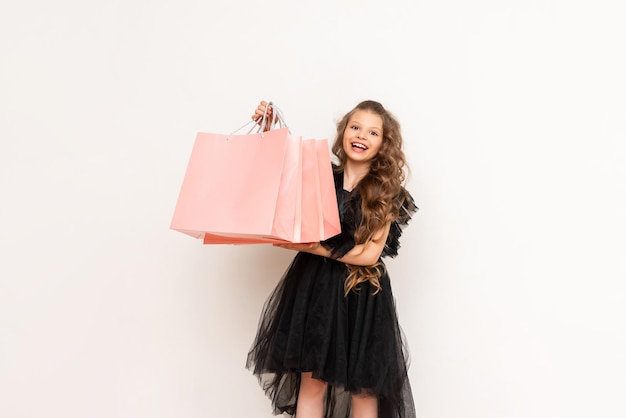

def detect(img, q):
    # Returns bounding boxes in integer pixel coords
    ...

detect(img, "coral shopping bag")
[170,105,340,244]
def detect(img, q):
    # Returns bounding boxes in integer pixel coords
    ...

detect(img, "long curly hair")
[331,100,410,295]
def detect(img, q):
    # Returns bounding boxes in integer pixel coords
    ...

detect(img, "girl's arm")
[274,222,391,267]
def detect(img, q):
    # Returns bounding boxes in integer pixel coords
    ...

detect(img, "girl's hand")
[273,242,320,252]
[274,241,333,259]
[252,100,274,132]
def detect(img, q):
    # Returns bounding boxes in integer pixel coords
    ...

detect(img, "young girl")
[247,100,417,418]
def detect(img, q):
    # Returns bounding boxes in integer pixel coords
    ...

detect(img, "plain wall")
[1,1,625,417]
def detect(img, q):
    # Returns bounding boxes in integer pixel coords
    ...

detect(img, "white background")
[1,1,625,417]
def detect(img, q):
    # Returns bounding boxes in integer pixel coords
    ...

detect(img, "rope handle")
[227,101,291,139]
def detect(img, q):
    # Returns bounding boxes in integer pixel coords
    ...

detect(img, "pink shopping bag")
[200,138,341,244]
[299,139,341,243]
[171,104,340,244]
[170,127,303,242]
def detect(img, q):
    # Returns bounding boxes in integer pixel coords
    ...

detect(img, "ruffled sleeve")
[382,189,418,258]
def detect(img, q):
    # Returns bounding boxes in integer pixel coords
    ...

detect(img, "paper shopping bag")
[200,139,340,244]
[299,139,341,243]
[200,138,340,245]
[170,127,303,242]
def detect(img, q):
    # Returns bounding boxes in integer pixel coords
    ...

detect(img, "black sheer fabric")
[247,168,418,418]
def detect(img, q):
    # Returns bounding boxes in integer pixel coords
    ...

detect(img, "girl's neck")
[343,161,371,192]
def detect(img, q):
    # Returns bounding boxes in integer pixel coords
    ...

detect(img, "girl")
[247,100,417,418]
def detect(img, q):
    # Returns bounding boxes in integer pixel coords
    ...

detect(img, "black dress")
[247,169,418,418]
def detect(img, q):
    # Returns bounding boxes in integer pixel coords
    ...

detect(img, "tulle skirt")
[247,252,416,418]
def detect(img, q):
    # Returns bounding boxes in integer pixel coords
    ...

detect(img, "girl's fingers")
[272,242,317,252]
[253,109,269,120]
[252,101,272,125]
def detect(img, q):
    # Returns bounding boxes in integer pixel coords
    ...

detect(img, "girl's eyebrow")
[348,118,382,132]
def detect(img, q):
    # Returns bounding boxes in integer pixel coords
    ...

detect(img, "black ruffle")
[384,190,418,258]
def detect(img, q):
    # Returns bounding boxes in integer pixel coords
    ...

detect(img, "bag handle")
[227,101,291,139]
[256,101,290,134]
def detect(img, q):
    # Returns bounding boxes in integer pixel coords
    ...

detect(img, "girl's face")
[342,110,384,164]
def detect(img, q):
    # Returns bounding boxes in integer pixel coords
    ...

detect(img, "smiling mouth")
[351,142,368,150]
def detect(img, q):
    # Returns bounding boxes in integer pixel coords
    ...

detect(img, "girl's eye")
[351,125,359,130]
[370,131,379,136]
